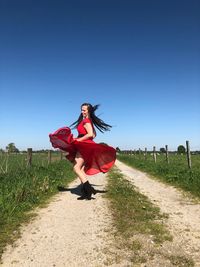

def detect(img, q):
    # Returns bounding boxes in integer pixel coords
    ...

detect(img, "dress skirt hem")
[49,127,116,175]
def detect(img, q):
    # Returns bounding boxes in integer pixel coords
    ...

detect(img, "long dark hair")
[70,103,112,133]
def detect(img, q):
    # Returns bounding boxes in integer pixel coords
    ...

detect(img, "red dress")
[49,118,116,175]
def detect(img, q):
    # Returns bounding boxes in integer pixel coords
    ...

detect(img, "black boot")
[77,184,87,200]
[84,181,97,200]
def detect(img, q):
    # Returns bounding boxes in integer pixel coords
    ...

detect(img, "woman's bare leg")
[73,152,96,200]
[73,152,87,184]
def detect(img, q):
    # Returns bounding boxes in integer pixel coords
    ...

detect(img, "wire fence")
[0,149,64,174]
[119,140,195,169]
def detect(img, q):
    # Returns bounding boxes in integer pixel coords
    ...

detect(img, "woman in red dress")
[49,103,116,200]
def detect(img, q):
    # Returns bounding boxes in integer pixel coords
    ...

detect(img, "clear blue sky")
[0,0,199,151]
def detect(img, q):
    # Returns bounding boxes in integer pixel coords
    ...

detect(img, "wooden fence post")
[138,148,141,159]
[153,146,156,163]
[165,145,169,164]
[27,148,32,167]
[186,140,192,169]
[48,150,52,164]
[144,147,147,160]
[5,151,9,173]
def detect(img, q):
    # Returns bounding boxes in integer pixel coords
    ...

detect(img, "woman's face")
[81,105,89,118]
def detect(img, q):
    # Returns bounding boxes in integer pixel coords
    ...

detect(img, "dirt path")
[1,173,113,267]
[1,160,200,266]
[116,160,200,266]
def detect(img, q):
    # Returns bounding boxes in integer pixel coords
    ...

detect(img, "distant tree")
[160,147,166,153]
[6,143,19,153]
[177,145,186,154]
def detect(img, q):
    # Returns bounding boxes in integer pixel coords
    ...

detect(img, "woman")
[49,103,116,200]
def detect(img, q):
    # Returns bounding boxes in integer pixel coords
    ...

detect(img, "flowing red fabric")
[49,126,116,175]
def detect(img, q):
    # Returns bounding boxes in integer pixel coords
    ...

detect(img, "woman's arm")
[76,123,94,142]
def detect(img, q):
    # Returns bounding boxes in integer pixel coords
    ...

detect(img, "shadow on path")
[57,184,107,197]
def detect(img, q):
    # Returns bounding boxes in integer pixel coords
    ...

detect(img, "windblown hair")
[70,103,112,133]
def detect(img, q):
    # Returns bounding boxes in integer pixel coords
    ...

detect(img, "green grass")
[0,157,76,260]
[106,167,171,244]
[105,167,194,266]
[118,154,200,198]
[0,152,62,173]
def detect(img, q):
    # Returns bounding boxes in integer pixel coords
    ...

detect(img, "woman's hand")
[72,138,79,142]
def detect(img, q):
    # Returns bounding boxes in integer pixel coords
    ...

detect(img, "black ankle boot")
[84,181,97,200]
[84,181,92,200]
[77,184,87,200]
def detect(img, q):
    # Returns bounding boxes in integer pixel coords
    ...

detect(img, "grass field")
[0,153,76,259]
[117,153,200,198]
